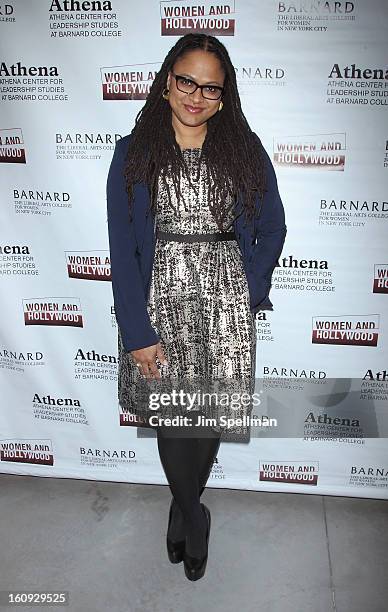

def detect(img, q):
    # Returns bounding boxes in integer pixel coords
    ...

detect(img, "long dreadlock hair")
[123,33,268,231]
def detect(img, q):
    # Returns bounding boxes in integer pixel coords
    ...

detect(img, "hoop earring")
[218,100,223,111]
[162,87,170,100]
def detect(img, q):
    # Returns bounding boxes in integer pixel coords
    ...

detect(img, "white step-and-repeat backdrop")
[1,1,387,499]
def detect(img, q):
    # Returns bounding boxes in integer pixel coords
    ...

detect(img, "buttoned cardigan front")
[106,133,287,353]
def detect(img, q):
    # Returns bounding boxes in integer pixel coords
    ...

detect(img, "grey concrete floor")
[0,473,387,612]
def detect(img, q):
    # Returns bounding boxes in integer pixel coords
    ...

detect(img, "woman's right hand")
[131,342,168,379]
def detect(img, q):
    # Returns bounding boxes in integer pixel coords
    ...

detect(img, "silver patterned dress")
[118,148,257,442]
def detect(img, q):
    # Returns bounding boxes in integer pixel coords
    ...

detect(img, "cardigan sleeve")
[106,137,160,352]
[248,136,287,314]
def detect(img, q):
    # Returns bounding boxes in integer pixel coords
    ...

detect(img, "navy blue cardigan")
[106,133,287,352]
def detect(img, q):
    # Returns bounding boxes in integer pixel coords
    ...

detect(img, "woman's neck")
[172,118,207,151]
[177,138,205,150]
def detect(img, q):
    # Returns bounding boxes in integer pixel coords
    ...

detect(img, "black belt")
[156,229,236,243]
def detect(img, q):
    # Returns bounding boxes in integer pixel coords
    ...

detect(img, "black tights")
[156,415,222,557]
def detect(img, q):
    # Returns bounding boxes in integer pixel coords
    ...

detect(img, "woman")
[107,33,286,581]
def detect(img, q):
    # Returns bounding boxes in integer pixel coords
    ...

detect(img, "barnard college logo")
[0,348,44,361]
[55,132,117,145]
[79,447,136,459]
[0,4,15,18]
[350,465,388,477]
[263,366,326,378]
[277,1,355,14]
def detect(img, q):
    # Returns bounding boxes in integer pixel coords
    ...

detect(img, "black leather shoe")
[183,503,211,581]
[166,500,185,564]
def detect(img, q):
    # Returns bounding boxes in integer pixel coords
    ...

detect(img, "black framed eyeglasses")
[171,71,224,100]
